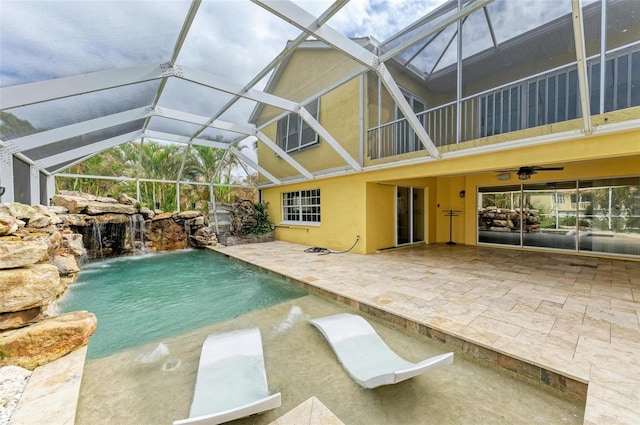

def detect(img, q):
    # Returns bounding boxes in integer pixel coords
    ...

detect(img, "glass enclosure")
[478,177,640,257]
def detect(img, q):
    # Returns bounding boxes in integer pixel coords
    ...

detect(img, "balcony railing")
[367,43,640,160]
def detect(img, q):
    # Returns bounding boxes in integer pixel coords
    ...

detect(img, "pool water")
[75,295,584,425]
[59,249,306,359]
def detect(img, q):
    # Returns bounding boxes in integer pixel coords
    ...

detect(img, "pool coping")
[8,346,87,425]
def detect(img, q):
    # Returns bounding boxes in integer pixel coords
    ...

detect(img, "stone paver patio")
[211,241,640,425]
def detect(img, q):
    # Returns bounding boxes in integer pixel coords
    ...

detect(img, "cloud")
[328,0,448,41]
[0,0,190,87]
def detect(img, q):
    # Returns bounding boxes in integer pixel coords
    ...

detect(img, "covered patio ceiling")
[0,0,608,191]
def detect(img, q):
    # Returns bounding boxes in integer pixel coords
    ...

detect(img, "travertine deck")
[9,346,87,425]
[269,397,344,425]
[211,241,640,425]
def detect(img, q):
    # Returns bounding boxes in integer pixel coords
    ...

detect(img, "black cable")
[304,235,359,255]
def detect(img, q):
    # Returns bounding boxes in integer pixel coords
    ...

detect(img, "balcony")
[367,43,640,160]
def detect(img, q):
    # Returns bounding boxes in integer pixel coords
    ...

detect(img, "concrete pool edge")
[8,346,87,425]
[208,245,589,402]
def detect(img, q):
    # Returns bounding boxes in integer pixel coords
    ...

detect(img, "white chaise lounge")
[310,313,454,389]
[173,328,281,425]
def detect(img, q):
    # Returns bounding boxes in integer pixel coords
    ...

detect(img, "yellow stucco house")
[250,0,640,259]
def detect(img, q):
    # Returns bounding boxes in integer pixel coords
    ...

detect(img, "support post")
[0,150,14,203]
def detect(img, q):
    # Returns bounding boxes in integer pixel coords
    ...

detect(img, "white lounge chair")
[310,313,454,389]
[173,328,281,425]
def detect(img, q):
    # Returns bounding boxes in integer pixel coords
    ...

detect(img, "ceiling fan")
[496,165,565,180]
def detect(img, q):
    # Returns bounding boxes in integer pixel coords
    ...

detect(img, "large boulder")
[85,201,137,215]
[190,227,217,248]
[93,213,130,224]
[117,193,137,205]
[51,253,80,277]
[0,311,97,370]
[95,196,119,204]
[0,264,65,313]
[24,213,52,229]
[0,307,42,331]
[177,210,201,219]
[51,195,89,214]
[0,214,20,236]
[0,203,35,221]
[146,217,188,251]
[57,190,96,201]
[61,233,86,257]
[139,207,155,219]
[0,240,49,270]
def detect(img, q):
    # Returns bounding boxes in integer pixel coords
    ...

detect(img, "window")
[276,99,319,153]
[282,189,321,224]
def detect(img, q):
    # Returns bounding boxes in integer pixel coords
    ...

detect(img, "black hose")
[304,235,360,255]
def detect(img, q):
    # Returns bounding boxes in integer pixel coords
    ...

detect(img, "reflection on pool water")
[68,250,584,425]
[59,249,306,359]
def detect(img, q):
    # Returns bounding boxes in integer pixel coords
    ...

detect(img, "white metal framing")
[1,0,637,205]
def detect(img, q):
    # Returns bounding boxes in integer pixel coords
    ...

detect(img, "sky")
[0,0,594,166]
[0,0,449,143]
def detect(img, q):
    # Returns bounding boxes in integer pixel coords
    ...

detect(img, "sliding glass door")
[478,177,640,257]
[396,186,424,246]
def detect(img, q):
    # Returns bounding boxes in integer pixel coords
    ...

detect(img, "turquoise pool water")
[59,249,306,360]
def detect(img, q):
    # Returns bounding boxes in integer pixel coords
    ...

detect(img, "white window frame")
[276,99,320,153]
[282,189,321,224]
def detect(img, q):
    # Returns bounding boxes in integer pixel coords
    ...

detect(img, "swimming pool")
[59,249,307,359]
[65,248,583,425]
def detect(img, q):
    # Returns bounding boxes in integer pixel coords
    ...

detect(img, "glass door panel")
[397,187,410,245]
[478,186,522,246]
[413,188,424,243]
[578,178,640,256]
[522,183,577,251]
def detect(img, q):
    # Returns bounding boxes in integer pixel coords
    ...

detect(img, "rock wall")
[478,207,541,232]
[52,191,217,258]
[1,193,219,370]
[216,200,274,246]
[0,203,96,370]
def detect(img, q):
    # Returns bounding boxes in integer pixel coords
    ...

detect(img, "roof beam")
[36,130,142,168]
[255,131,314,179]
[251,0,378,69]
[379,0,494,63]
[229,145,281,185]
[176,65,298,112]
[571,0,592,132]
[378,63,440,158]
[49,154,94,175]
[253,0,440,160]
[0,63,167,110]
[152,107,256,135]
[297,106,362,170]
[10,106,151,152]
[205,0,349,126]
[144,130,230,149]
[142,0,202,137]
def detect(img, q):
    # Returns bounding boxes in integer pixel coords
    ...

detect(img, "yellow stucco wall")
[255,50,363,183]
[254,43,639,256]
[260,127,640,254]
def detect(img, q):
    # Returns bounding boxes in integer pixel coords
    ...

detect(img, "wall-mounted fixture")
[0,187,5,196]
[497,173,510,181]
[459,190,466,198]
